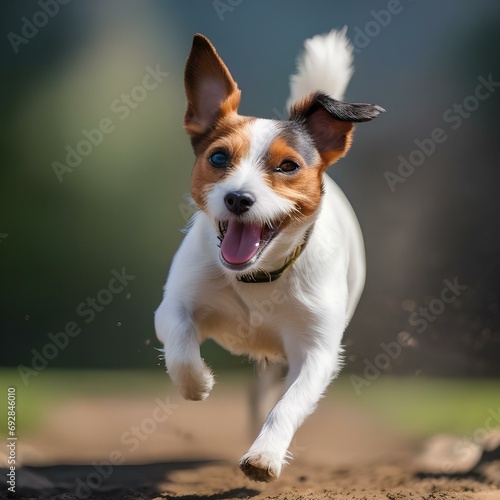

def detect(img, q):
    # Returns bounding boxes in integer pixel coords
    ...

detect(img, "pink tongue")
[221,220,262,265]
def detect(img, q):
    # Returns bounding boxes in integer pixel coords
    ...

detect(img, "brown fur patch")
[190,114,255,211]
[290,94,355,168]
[263,136,323,220]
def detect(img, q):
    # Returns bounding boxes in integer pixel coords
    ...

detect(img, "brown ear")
[184,34,241,141]
[290,92,385,167]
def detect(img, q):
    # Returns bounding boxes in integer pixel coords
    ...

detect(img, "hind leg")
[249,362,285,439]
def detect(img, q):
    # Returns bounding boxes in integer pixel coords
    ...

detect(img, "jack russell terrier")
[155,29,384,482]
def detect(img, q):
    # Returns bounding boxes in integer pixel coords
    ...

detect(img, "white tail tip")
[287,27,354,112]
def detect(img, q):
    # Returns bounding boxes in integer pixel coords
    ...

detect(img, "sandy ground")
[1,385,499,499]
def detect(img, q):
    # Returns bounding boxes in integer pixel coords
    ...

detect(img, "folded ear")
[290,92,385,167]
[184,34,241,141]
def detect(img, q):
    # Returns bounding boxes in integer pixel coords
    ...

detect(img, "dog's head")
[183,34,383,274]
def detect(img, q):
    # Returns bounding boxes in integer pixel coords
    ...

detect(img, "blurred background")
[1,0,500,378]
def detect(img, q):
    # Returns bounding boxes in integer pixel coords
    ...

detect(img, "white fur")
[206,119,296,230]
[287,27,354,110]
[155,29,365,482]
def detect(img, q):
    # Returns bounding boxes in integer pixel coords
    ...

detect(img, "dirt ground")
[1,385,499,500]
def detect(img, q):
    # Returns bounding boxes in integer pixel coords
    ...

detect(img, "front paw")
[180,370,214,401]
[239,451,283,482]
[168,362,214,401]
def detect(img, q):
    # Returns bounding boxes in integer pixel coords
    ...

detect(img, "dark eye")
[275,160,300,174]
[209,151,229,167]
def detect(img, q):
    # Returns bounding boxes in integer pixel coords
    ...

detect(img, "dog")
[155,29,384,482]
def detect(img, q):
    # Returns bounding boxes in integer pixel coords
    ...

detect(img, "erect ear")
[184,34,241,142]
[290,92,385,168]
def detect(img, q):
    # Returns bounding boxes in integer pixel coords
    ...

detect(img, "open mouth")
[218,219,282,270]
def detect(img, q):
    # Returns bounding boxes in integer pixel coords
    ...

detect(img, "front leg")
[240,327,343,481]
[155,300,214,401]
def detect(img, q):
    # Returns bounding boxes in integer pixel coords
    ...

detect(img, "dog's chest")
[192,283,293,362]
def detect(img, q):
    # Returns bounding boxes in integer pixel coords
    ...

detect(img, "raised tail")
[287,27,354,112]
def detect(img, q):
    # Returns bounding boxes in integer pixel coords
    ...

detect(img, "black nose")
[224,191,255,215]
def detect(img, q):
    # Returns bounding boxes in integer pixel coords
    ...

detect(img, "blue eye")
[209,152,229,167]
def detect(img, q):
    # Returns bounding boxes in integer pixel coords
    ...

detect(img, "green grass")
[0,368,170,434]
[0,369,498,438]
[331,375,500,437]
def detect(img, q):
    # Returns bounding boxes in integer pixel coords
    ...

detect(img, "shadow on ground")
[1,460,259,499]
